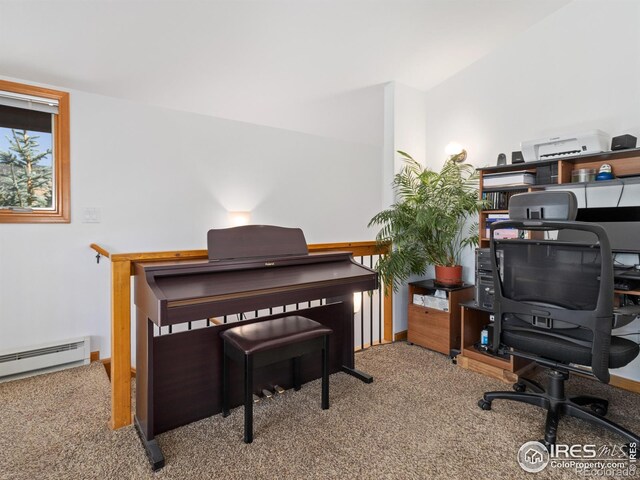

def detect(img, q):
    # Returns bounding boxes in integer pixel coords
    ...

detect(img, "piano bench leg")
[222,344,230,417]
[244,353,254,444]
[322,336,329,410]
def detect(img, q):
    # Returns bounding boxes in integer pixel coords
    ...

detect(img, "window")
[0,80,69,223]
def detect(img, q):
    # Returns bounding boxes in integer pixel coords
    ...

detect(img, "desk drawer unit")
[407,280,474,356]
[408,305,451,354]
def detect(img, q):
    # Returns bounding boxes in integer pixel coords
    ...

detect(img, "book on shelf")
[481,190,528,210]
[485,214,513,238]
[482,171,535,187]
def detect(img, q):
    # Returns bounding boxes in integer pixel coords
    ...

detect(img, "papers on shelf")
[483,171,535,187]
[412,294,449,311]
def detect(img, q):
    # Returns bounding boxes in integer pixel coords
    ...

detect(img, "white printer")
[521,129,610,162]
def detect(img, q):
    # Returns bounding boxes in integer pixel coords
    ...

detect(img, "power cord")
[616,181,626,207]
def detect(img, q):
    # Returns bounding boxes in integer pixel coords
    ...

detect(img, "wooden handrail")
[90,241,388,262]
[92,240,391,429]
[89,243,111,259]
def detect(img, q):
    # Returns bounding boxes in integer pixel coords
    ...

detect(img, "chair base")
[478,369,640,446]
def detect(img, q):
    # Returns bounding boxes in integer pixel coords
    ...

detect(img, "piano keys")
[135,251,377,326]
[133,225,378,469]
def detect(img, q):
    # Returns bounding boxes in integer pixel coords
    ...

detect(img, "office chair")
[477,191,640,448]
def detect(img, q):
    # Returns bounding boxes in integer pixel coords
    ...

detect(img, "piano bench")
[220,315,333,444]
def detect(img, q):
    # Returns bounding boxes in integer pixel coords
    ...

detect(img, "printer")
[521,129,610,162]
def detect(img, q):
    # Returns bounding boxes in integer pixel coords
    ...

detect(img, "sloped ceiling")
[0,0,571,143]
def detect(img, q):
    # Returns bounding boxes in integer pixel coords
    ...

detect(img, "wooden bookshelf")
[477,147,640,248]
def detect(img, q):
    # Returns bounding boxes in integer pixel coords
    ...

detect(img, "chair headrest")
[508,191,578,221]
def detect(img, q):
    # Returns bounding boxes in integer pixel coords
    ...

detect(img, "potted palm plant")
[368,150,483,291]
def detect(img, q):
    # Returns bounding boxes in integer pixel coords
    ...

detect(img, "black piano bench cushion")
[220,315,332,355]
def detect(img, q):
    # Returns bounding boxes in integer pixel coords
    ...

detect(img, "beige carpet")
[0,342,638,479]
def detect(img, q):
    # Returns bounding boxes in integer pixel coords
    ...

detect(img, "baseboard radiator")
[0,336,90,382]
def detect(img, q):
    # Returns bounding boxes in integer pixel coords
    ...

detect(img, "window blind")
[0,90,59,115]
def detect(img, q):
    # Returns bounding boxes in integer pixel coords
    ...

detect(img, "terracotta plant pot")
[435,265,463,286]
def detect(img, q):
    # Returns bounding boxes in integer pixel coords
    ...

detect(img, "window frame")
[0,80,70,223]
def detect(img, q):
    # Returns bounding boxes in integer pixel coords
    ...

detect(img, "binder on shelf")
[485,214,510,237]
[486,215,521,239]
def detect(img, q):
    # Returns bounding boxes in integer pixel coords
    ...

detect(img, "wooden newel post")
[110,260,132,429]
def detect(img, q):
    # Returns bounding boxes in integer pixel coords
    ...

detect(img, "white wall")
[423,0,640,380]
[381,82,429,335]
[424,0,640,167]
[3,0,639,379]
[0,80,383,358]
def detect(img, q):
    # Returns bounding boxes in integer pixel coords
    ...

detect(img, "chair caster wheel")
[513,382,526,393]
[590,403,608,416]
[478,399,492,410]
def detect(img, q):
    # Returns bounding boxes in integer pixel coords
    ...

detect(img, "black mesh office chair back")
[478,191,640,448]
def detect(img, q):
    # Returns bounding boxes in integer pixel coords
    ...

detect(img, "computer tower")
[475,248,495,310]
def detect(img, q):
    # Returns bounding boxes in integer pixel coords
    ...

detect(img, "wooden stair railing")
[90,241,392,430]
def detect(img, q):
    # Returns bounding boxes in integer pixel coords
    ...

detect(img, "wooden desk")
[458,300,640,392]
[458,301,531,383]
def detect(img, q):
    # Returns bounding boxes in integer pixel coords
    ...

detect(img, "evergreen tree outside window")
[0,80,69,223]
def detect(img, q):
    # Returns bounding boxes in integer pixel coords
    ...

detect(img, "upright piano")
[134,225,378,468]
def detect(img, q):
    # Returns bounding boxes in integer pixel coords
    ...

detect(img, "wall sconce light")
[445,142,467,162]
[228,211,251,227]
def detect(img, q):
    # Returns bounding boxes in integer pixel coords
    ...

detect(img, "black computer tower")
[475,248,494,310]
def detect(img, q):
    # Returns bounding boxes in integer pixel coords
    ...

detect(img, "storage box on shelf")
[407,280,474,356]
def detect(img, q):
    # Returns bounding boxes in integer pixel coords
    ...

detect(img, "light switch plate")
[82,207,101,223]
